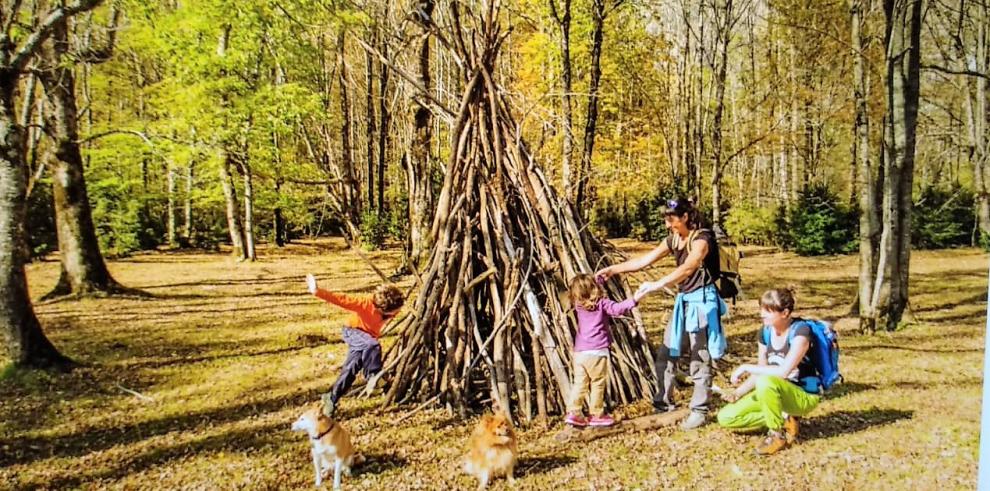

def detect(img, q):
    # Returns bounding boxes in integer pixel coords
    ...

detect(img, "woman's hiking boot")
[755,430,789,455]
[680,410,707,430]
[783,416,799,443]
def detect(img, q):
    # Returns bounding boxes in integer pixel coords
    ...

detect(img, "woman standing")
[596,198,727,430]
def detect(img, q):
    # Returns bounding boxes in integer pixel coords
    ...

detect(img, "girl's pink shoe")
[564,413,588,427]
[588,414,616,427]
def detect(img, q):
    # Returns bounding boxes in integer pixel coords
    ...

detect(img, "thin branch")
[354,34,456,121]
[920,63,990,80]
[10,0,104,71]
[75,5,120,63]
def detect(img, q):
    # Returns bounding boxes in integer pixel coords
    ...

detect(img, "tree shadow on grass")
[803,408,913,441]
[824,381,876,399]
[352,452,409,476]
[515,455,579,478]
[34,419,290,490]
[844,344,982,355]
[115,339,331,369]
[0,387,327,468]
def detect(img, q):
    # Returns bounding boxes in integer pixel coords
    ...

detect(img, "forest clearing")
[0,240,984,489]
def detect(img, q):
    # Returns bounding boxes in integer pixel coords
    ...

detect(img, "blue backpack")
[760,318,842,393]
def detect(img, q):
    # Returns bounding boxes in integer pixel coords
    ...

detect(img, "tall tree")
[365,34,377,214]
[709,0,736,225]
[337,29,361,239]
[0,0,105,370]
[576,0,624,210]
[548,0,575,199]
[37,7,128,297]
[216,24,247,260]
[406,0,437,272]
[871,0,923,331]
[376,9,390,216]
[852,0,881,329]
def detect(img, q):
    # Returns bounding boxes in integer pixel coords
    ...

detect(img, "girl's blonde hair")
[759,286,797,314]
[569,274,603,310]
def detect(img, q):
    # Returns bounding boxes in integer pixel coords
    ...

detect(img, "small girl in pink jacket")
[564,274,648,427]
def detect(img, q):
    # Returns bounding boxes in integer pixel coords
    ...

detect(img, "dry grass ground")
[0,239,986,490]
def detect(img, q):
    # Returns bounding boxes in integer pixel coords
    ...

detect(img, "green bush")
[90,177,162,257]
[631,193,668,242]
[911,185,975,249]
[359,211,387,249]
[784,184,858,256]
[26,180,57,259]
[723,202,777,246]
[591,200,633,238]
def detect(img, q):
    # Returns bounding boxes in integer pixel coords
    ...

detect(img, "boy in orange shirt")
[306,274,404,417]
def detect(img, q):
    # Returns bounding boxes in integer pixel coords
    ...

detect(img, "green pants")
[717,375,820,432]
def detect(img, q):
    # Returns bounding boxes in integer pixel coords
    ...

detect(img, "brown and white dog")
[463,412,518,490]
[291,403,363,489]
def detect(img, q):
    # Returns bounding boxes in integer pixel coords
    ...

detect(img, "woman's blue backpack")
[760,318,842,393]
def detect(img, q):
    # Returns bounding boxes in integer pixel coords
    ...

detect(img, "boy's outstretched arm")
[306,274,371,313]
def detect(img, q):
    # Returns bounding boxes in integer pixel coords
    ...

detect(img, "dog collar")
[312,421,335,441]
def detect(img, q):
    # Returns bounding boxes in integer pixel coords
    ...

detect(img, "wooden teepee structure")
[379,0,655,421]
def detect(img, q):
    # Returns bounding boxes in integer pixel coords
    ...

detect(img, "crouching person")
[717,287,820,455]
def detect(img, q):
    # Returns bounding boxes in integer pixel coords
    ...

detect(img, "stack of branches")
[378,0,655,422]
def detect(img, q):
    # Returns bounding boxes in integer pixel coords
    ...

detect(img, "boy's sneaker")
[783,416,799,443]
[755,430,789,455]
[320,394,337,418]
[564,413,588,427]
[588,414,616,427]
[680,410,707,430]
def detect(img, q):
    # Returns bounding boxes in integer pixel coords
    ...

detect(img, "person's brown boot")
[755,430,789,456]
[783,416,799,444]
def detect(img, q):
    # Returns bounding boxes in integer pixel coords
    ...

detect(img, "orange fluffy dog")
[291,403,363,489]
[463,412,518,490]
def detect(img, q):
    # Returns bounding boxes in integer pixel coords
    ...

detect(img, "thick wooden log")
[553,408,691,444]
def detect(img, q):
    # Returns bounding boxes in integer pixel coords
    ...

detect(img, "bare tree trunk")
[365,43,376,214]
[17,74,37,161]
[576,0,612,210]
[273,130,286,247]
[970,11,990,242]
[24,89,45,198]
[241,159,257,261]
[852,0,880,329]
[216,24,246,259]
[406,0,436,272]
[548,0,575,198]
[1,72,72,369]
[693,6,706,202]
[219,153,246,259]
[872,0,922,331]
[789,43,800,203]
[184,160,193,241]
[377,18,390,216]
[167,165,177,246]
[38,15,126,297]
[339,31,361,230]
[710,0,733,226]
